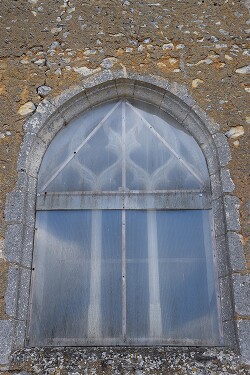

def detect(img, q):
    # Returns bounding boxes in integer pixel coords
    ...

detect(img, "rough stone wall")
[0,0,249,373]
[6,347,250,374]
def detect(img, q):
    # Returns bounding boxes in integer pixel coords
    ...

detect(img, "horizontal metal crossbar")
[29,336,221,347]
[36,191,211,210]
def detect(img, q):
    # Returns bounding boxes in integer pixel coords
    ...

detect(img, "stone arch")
[3,73,244,360]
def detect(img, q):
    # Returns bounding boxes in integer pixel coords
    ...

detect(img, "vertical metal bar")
[204,210,223,341]
[122,209,126,341]
[87,210,102,338]
[122,101,126,190]
[202,211,214,304]
[121,101,127,341]
[147,210,162,338]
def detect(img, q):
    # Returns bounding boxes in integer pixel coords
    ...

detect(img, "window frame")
[28,98,222,346]
[3,77,242,357]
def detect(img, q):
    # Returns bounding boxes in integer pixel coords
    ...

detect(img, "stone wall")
[0,0,249,373]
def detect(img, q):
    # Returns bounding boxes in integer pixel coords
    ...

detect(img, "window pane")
[29,211,91,345]
[37,100,209,194]
[29,210,122,346]
[157,210,220,343]
[126,211,149,339]
[38,101,118,192]
[125,103,209,191]
[125,210,220,345]
[128,100,209,190]
[100,211,122,340]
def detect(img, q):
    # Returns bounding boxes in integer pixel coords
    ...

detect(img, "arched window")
[28,99,221,346]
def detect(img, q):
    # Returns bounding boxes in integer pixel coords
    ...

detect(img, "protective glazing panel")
[38,100,210,194]
[29,210,122,346]
[32,95,219,346]
[126,211,149,338]
[124,103,207,190]
[39,102,122,192]
[38,101,118,192]
[125,210,220,345]
[156,210,220,343]
[29,209,221,345]
[128,100,209,189]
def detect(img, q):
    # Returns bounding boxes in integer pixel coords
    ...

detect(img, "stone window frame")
[2,72,247,364]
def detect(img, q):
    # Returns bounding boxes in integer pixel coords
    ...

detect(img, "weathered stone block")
[23,99,57,134]
[86,83,118,106]
[116,78,135,97]
[227,232,246,271]
[224,195,241,232]
[191,104,220,134]
[5,224,23,264]
[210,171,223,200]
[38,113,65,147]
[222,320,237,348]
[134,81,165,107]
[237,320,250,365]
[26,138,47,178]
[221,169,235,193]
[5,192,26,223]
[27,176,37,196]
[161,93,189,123]
[17,268,31,321]
[5,266,20,317]
[13,320,26,350]
[57,94,90,125]
[21,226,35,268]
[49,85,83,108]
[21,194,36,229]
[233,274,250,316]
[212,134,232,167]
[15,171,28,192]
[215,235,229,277]
[219,276,234,322]
[212,198,226,237]
[0,320,14,364]
[17,132,37,173]
[201,141,220,176]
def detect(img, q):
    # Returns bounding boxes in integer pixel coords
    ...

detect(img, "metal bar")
[40,101,122,192]
[121,102,127,341]
[32,336,222,347]
[147,211,162,338]
[202,210,223,338]
[38,189,209,195]
[126,258,206,263]
[126,101,204,186]
[37,192,212,210]
[209,210,224,345]
[122,100,126,190]
[122,209,126,341]
[87,210,102,338]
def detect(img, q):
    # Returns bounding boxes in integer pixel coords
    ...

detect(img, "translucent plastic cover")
[29,210,220,346]
[30,99,221,347]
[38,100,209,193]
